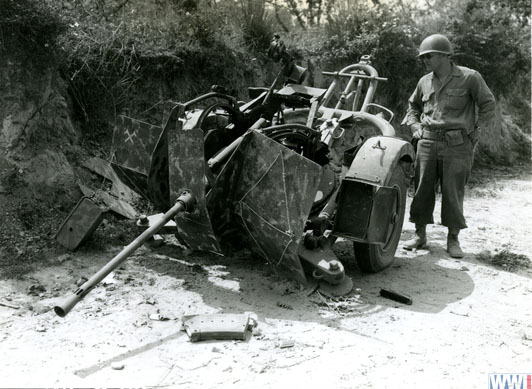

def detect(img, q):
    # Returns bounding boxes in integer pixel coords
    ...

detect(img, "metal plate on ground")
[55,197,104,250]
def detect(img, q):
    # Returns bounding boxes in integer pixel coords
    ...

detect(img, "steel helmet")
[418,34,452,57]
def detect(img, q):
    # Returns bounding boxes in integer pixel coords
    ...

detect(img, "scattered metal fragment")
[276,302,293,310]
[181,312,257,342]
[35,325,46,332]
[0,301,20,309]
[82,157,137,202]
[79,184,137,219]
[379,288,413,305]
[149,313,170,321]
[111,362,125,370]
[450,310,470,317]
[278,339,295,348]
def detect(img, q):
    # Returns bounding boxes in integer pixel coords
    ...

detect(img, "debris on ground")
[111,362,125,370]
[27,284,46,296]
[276,301,293,310]
[476,249,531,272]
[0,300,20,309]
[79,184,137,220]
[181,312,258,342]
[82,157,138,203]
[379,289,413,305]
[35,325,46,332]
[149,312,171,321]
[277,339,295,348]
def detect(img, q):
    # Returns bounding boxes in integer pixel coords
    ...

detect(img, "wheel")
[353,163,408,273]
[268,128,316,159]
[198,102,235,160]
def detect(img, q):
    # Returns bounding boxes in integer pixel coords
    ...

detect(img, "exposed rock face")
[0,50,78,184]
[0,41,82,264]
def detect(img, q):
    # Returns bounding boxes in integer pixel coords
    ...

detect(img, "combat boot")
[403,224,427,250]
[447,229,464,258]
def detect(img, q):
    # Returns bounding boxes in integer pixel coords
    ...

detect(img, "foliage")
[289,0,530,144]
[296,2,423,127]
[45,0,271,151]
[279,0,337,28]
[428,0,531,97]
[6,0,530,163]
[0,0,65,61]
[237,0,276,52]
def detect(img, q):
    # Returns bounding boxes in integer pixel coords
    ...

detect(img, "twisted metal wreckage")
[54,36,415,318]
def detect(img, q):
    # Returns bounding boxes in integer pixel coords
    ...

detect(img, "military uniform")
[404,63,496,230]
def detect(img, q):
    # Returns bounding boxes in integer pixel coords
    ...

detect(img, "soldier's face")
[421,53,446,71]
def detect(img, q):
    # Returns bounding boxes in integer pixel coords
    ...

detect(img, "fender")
[319,108,396,137]
[283,107,396,138]
[332,136,414,244]
[344,136,414,185]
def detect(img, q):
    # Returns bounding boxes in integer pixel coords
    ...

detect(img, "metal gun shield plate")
[110,116,163,200]
[208,130,322,284]
[167,116,221,253]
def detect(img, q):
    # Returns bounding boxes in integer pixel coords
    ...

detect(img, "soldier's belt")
[421,129,446,140]
[422,129,467,146]
[422,129,465,140]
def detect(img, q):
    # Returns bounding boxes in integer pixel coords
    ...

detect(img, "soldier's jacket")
[404,63,496,135]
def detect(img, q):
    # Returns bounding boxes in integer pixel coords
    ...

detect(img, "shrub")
[0,0,65,61]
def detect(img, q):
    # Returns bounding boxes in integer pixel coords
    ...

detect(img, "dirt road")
[0,170,531,388]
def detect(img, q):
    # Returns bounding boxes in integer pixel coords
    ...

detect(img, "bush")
[0,0,65,61]
[236,0,276,53]
[49,0,263,151]
[299,4,423,130]
[18,0,529,164]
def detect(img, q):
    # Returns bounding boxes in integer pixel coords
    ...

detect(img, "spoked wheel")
[354,164,408,273]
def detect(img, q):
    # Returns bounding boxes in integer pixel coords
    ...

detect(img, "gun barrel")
[54,191,195,317]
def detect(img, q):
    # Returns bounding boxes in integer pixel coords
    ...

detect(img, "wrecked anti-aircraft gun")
[54,36,415,317]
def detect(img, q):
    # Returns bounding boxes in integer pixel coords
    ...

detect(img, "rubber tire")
[353,164,407,273]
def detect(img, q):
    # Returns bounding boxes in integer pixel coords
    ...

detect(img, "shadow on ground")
[135,230,476,325]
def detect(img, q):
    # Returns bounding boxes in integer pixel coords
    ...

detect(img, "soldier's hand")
[468,127,480,148]
[411,123,424,140]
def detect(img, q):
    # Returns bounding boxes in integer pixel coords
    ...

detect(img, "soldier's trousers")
[409,138,473,230]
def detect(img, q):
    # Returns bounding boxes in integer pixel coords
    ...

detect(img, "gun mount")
[54,40,414,317]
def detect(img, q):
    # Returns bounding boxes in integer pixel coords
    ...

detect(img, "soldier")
[402,34,497,258]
